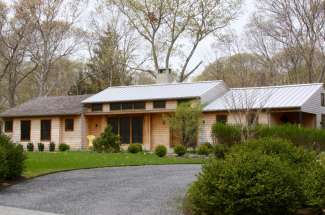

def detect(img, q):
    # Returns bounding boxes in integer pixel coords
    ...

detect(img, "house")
[1,70,325,151]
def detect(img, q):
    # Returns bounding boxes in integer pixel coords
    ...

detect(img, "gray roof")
[204,83,323,111]
[82,81,223,103]
[0,95,92,118]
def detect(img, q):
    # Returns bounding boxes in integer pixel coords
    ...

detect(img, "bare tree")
[107,0,242,82]
[252,0,325,83]
[22,0,87,96]
[0,1,38,107]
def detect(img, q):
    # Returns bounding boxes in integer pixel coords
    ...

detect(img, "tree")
[166,102,202,148]
[23,0,86,96]
[0,1,37,107]
[251,0,325,83]
[108,0,242,82]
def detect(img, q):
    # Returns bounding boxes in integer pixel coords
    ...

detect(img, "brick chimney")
[156,68,173,84]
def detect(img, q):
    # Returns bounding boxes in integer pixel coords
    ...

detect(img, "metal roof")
[204,83,323,111]
[82,81,223,103]
[0,95,92,118]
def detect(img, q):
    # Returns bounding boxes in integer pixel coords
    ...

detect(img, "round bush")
[128,144,142,153]
[49,142,55,152]
[93,125,120,153]
[213,144,227,159]
[197,144,211,155]
[212,122,241,146]
[155,145,167,157]
[174,144,187,156]
[187,138,324,215]
[27,142,34,152]
[38,143,45,152]
[58,143,70,152]
[0,135,25,180]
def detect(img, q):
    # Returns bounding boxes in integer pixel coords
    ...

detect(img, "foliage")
[173,144,187,156]
[212,122,242,146]
[58,143,70,152]
[167,102,202,148]
[255,124,325,151]
[37,143,45,152]
[155,145,167,157]
[127,144,142,154]
[0,135,25,180]
[197,143,212,156]
[187,138,324,215]
[49,142,55,152]
[27,142,34,152]
[93,125,120,153]
[213,144,227,159]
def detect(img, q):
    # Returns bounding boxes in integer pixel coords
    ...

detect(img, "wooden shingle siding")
[60,116,82,150]
[151,114,170,149]
[302,88,325,128]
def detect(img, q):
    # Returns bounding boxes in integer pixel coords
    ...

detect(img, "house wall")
[302,87,325,128]
[60,116,83,150]
[151,113,170,150]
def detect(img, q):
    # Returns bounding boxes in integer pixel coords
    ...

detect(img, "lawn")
[24,152,204,178]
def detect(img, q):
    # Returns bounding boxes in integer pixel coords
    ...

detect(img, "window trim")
[91,103,103,112]
[65,118,74,132]
[40,120,51,141]
[4,119,13,133]
[321,93,325,107]
[153,100,166,109]
[20,120,31,141]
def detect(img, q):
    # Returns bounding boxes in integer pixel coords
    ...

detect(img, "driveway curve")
[0,165,201,215]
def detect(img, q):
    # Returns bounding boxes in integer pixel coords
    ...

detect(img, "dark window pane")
[107,118,119,135]
[216,115,227,124]
[153,101,166,109]
[177,99,191,105]
[132,117,143,144]
[110,103,121,111]
[121,102,133,110]
[21,120,31,141]
[322,93,325,107]
[120,117,130,144]
[92,104,103,112]
[65,119,74,131]
[41,120,51,141]
[134,102,145,109]
[4,120,13,132]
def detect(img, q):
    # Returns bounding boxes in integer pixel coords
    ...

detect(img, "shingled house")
[1,73,325,150]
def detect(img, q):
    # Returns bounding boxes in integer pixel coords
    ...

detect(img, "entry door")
[132,117,143,144]
[120,117,131,144]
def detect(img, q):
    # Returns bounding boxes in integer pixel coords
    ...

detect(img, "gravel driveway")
[0,165,201,215]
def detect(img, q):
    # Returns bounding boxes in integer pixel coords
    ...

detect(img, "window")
[216,115,227,124]
[65,119,74,131]
[41,120,51,141]
[133,102,145,110]
[4,120,13,132]
[322,93,325,107]
[91,104,103,112]
[110,103,121,111]
[247,113,258,126]
[121,102,133,110]
[153,101,166,109]
[107,117,143,144]
[20,120,31,141]
[321,114,325,129]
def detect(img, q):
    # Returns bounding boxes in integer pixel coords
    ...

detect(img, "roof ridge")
[100,80,222,90]
[230,83,323,90]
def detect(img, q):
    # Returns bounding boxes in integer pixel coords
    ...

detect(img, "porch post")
[299,111,303,127]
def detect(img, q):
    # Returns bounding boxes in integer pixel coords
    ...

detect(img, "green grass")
[24,152,203,178]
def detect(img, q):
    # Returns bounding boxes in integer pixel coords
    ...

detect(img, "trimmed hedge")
[0,135,25,181]
[49,142,55,152]
[59,143,70,152]
[187,138,325,215]
[174,144,187,156]
[27,142,34,152]
[38,143,45,152]
[155,145,167,157]
[212,122,241,146]
[128,144,142,153]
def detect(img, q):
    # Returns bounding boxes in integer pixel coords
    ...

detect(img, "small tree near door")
[167,102,202,148]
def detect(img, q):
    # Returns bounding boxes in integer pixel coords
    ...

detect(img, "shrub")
[49,142,55,152]
[212,122,241,146]
[155,145,167,157]
[37,143,45,152]
[93,125,120,153]
[187,138,324,215]
[174,144,187,156]
[213,144,227,159]
[27,142,34,152]
[128,144,142,153]
[197,144,211,155]
[58,143,70,152]
[17,144,24,151]
[0,135,25,180]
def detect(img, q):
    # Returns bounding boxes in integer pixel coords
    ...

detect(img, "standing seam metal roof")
[203,83,323,111]
[82,81,223,103]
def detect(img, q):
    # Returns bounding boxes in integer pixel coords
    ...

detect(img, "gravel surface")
[0,165,201,215]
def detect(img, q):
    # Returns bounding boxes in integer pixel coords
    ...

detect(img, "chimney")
[156,68,173,84]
